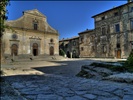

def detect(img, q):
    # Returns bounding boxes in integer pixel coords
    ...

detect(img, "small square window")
[117,43,120,48]
[102,16,105,20]
[81,47,84,51]
[114,12,119,16]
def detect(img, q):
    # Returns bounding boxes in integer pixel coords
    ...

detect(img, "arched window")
[34,23,38,30]
[33,19,38,30]
[50,39,54,43]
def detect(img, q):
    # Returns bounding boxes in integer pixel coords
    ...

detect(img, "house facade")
[3,9,59,58]
[61,2,133,59]
[59,37,79,58]
[78,29,95,58]
[91,2,133,58]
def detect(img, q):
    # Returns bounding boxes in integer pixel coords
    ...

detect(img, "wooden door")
[11,44,18,56]
[50,46,54,55]
[117,50,121,58]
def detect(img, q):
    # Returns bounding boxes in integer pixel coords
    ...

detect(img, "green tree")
[59,49,66,57]
[0,0,10,63]
[125,50,133,66]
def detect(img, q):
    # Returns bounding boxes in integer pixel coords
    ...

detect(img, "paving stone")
[12,82,26,89]
[37,94,63,100]
[56,88,75,97]
[113,89,124,97]
[97,96,120,100]
[83,94,97,99]
[123,87,133,95]
[123,95,133,100]
[65,96,87,100]
[25,95,37,100]
[75,91,87,95]
[98,84,119,92]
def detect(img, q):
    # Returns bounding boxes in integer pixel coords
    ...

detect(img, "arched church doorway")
[50,46,54,55]
[11,44,18,56]
[33,43,38,56]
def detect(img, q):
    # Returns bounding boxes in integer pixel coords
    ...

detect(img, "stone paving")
[3,73,133,100]
[1,58,133,100]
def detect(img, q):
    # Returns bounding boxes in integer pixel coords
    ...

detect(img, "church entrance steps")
[5,55,67,63]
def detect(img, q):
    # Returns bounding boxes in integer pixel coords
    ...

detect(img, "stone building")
[79,2,133,58]
[3,9,59,58]
[78,29,95,58]
[59,37,79,58]
[92,2,133,58]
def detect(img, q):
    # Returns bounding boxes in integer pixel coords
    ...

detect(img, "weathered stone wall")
[93,2,133,58]
[79,30,95,58]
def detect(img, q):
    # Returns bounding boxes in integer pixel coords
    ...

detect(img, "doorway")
[116,50,121,58]
[11,44,18,56]
[50,46,54,55]
[33,43,38,56]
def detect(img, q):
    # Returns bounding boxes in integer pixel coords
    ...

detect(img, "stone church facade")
[3,9,59,58]
[79,2,133,59]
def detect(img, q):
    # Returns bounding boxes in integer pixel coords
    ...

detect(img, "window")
[80,37,84,43]
[102,16,105,20]
[73,41,76,46]
[131,19,133,29]
[91,46,95,51]
[91,36,94,42]
[102,45,106,53]
[73,50,76,54]
[117,43,120,48]
[50,39,54,43]
[114,12,119,16]
[131,7,133,12]
[115,24,120,32]
[102,27,106,35]
[65,44,68,48]
[34,23,38,30]
[107,25,110,33]
[81,47,84,51]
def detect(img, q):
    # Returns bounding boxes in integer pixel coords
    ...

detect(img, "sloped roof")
[5,9,58,34]
[92,2,133,18]
[24,9,46,18]
[78,29,94,35]
[59,36,79,42]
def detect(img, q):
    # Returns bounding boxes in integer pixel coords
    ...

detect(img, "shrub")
[125,50,133,66]
[59,49,66,57]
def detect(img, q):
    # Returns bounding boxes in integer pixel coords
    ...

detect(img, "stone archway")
[11,44,18,56]
[67,51,70,58]
[50,46,54,55]
[33,43,38,56]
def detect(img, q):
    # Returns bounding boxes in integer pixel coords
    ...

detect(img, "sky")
[6,1,127,40]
